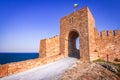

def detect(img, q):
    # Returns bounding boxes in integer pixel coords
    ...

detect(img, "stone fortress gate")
[1,7,120,78]
[40,7,96,62]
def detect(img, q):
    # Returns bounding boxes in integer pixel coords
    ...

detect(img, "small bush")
[114,58,120,62]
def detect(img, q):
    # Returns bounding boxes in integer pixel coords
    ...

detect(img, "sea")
[0,53,39,65]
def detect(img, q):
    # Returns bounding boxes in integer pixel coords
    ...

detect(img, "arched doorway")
[68,30,80,59]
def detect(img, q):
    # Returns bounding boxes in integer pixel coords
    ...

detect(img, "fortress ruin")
[0,7,120,77]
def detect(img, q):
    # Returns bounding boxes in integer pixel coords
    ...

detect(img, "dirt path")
[1,57,78,80]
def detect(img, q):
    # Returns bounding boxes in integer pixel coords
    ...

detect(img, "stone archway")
[68,30,80,59]
[60,7,95,62]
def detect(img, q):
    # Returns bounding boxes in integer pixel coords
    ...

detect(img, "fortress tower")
[59,7,95,62]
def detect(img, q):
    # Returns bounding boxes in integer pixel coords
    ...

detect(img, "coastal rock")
[61,63,120,80]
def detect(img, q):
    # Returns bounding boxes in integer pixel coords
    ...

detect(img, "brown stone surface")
[0,64,8,77]
[93,30,120,62]
[60,7,91,62]
[39,39,46,58]
[40,35,60,58]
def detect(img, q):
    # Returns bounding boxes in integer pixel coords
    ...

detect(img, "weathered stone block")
[0,64,8,77]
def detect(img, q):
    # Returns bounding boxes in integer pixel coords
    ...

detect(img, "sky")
[0,0,120,52]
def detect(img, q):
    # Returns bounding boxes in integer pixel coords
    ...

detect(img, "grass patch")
[113,64,120,68]
[92,59,105,62]
[93,59,120,68]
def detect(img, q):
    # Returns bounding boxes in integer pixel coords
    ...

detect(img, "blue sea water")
[0,53,39,65]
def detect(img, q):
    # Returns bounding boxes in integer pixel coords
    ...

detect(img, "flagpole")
[74,4,79,12]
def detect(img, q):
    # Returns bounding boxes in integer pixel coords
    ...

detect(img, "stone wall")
[0,54,64,78]
[92,29,120,62]
[87,8,96,61]
[39,35,60,58]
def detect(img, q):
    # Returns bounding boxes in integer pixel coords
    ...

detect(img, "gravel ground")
[1,57,78,80]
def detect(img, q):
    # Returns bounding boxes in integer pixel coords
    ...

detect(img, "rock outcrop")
[61,62,120,80]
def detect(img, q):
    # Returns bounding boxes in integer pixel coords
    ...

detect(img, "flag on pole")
[74,4,79,8]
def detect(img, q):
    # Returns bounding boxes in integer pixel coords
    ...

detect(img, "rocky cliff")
[61,61,120,80]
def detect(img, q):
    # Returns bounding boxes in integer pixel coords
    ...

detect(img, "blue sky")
[0,0,120,52]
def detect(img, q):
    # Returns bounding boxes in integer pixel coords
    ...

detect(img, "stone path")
[0,57,78,80]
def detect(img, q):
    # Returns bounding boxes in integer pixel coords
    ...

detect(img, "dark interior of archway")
[68,31,80,59]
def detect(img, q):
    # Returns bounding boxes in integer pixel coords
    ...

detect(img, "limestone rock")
[61,63,120,80]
